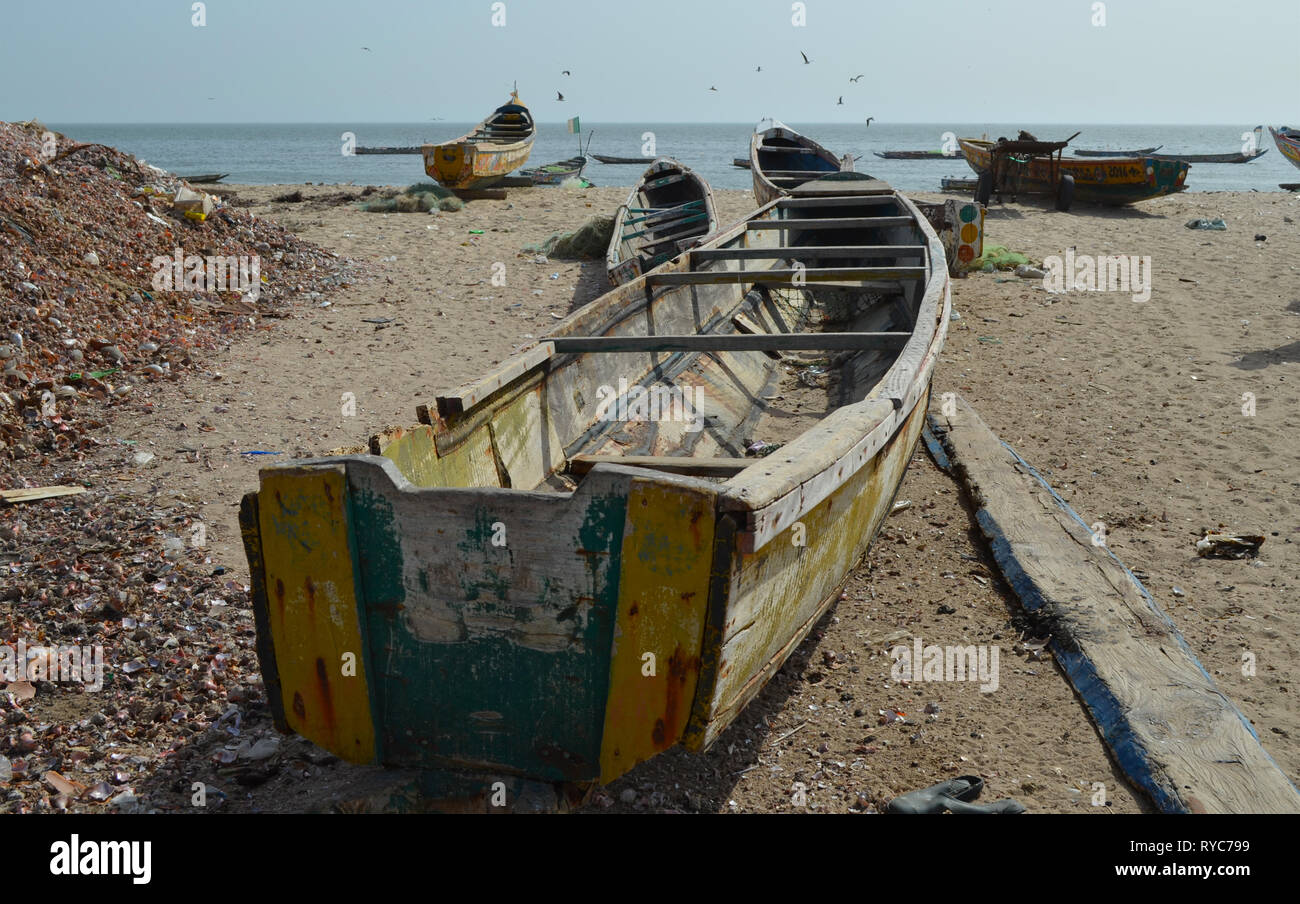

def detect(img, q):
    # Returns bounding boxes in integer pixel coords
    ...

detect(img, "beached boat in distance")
[733,157,751,168]
[607,158,717,285]
[521,155,588,186]
[959,137,1189,209]
[238,171,949,811]
[751,120,853,205]
[1073,146,1161,157]
[422,92,535,190]
[592,153,652,164]
[1270,126,1300,171]
[873,150,963,160]
[1148,149,1266,164]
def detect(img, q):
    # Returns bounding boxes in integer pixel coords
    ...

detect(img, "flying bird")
[800,51,812,64]
[865,117,875,126]
[837,96,844,105]
[756,65,762,72]
[709,86,718,91]
[850,74,864,82]
[561,70,571,75]
[361,46,372,52]
[556,92,565,101]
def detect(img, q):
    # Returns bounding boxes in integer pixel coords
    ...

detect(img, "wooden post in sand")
[927,394,1300,814]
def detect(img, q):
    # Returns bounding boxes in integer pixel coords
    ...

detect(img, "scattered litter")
[1254,234,1267,241]
[745,440,784,457]
[1196,531,1264,559]
[130,451,155,467]
[1014,264,1047,279]
[1185,217,1227,230]
[240,450,283,456]
[890,500,912,514]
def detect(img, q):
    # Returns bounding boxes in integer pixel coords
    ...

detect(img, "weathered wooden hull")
[606,158,717,286]
[1272,127,1300,171]
[592,154,651,164]
[959,138,1189,205]
[423,95,535,190]
[751,122,851,206]
[874,150,963,160]
[1148,150,1267,164]
[1074,146,1161,157]
[240,175,949,796]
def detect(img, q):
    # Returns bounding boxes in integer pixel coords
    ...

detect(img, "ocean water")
[47,122,1300,193]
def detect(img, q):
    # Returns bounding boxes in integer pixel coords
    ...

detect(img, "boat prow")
[750,121,855,206]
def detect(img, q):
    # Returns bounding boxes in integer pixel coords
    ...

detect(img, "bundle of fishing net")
[359,182,462,213]
[522,214,613,259]
[970,244,1031,271]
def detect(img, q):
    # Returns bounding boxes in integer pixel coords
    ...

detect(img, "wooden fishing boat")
[592,154,652,164]
[733,157,751,168]
[1270,127,1300,171]
[1073,146,1161,157]
[751,120,853,206]
[1148,149,1267,164]
[958,137,1189,208]
[940,176,980,192]
[180,173,230,183]
[873,150,963,160]
[422,92,535,190]
[521,155,588,186]
[238,171,949,810]
[606,158,717,285]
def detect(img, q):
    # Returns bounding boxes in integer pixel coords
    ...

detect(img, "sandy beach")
[6,154,1295,813]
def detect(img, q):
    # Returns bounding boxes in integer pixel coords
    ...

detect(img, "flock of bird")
[552,52,875,124]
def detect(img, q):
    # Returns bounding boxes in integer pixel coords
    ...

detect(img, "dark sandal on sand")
[885,775,1025,814]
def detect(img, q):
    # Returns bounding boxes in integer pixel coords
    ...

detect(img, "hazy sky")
[2,0,1294,124]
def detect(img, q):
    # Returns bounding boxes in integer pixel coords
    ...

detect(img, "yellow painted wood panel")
[599,479,715,782]
[257,465,376,763]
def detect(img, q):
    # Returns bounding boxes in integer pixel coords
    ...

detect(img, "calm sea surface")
[48,122,1299,192]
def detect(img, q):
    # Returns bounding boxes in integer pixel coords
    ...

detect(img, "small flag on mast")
[567,116,580,134]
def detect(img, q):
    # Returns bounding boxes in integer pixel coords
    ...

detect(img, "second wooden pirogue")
[751,120,854,205]
[238,171,949,809]
[606,157,717,285]
[423,91,535,190]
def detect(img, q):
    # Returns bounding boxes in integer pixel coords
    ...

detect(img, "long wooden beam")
[927,395,1300,814]
[747,216,915,230]
[646,266,926,286]
[690,245,927,262]
[549,332,910,354]
[566,454,753,478]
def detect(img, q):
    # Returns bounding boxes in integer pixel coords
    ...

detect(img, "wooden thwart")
[566,454,753,478]
[748,216,915,230]
[550,332,910,354]
[929,395,1300,814]
[646,266,926,286]
[690,244,926,262]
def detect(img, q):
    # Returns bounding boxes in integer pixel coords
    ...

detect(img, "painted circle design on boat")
[957,245,975,263]
[959,204,978,223]
[960,223,979,243]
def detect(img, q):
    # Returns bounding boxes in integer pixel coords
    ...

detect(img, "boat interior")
[378,175,936,500]
[756,134,841,189]
[471,102,534,144]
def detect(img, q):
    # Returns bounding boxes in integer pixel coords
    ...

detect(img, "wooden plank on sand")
[927,395,1300,814]
[0,485,86,504]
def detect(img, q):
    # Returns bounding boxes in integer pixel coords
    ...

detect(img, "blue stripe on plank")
[925,413,1300,813]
